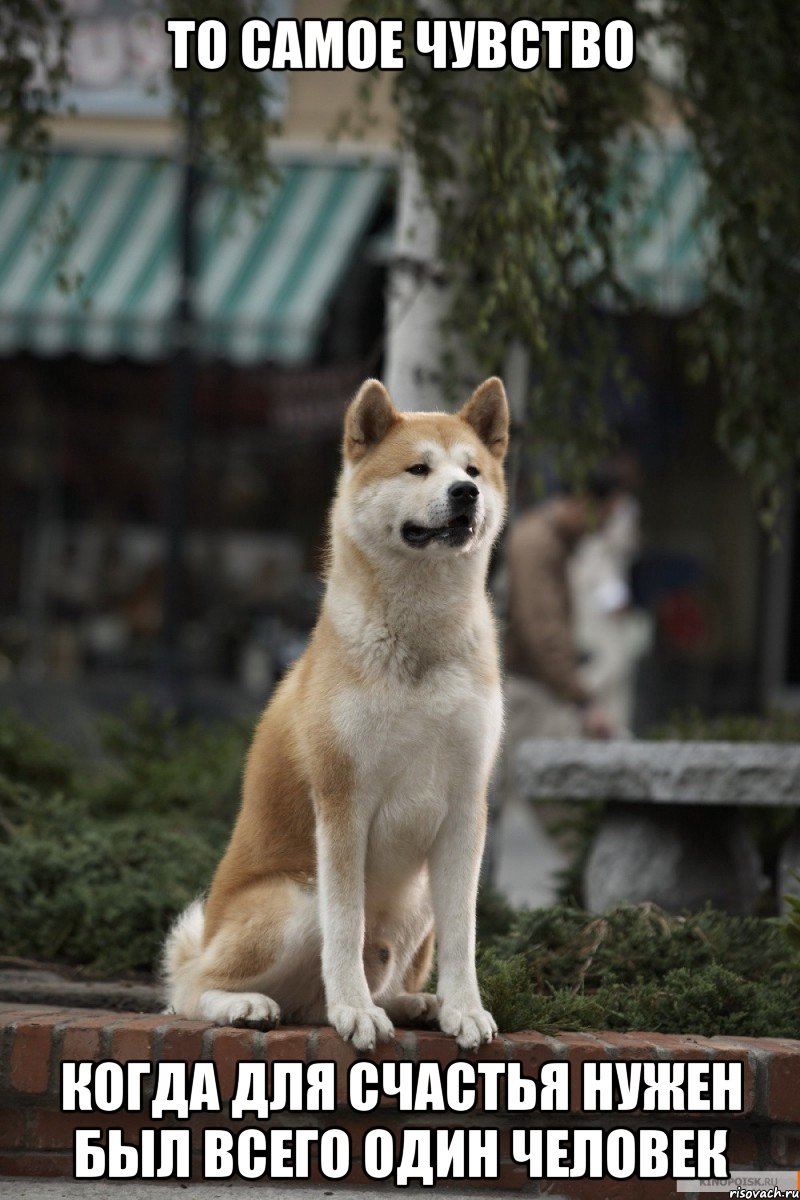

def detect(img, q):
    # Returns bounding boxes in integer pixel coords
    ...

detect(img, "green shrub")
[493,903,795,990]
[786,874,800,953]
[90,697,248,819]
[0,817,225,974]
[0,707,74,791]
[479,960,800,1040]
[0,701,246,974]
[475,900,800,1037]
[648,707,800,743]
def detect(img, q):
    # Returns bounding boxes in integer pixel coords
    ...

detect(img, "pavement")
[0,963,160,1011]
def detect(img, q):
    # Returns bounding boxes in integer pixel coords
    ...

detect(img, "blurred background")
[0,1,797,741]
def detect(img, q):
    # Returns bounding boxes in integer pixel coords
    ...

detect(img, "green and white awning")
[611,134,711,312]
[0,136,708,363]
[0,152,389,363]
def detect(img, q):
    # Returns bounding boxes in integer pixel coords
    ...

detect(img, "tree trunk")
[383,152,451,412]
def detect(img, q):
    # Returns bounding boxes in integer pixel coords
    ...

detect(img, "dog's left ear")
[459,377,509,460]
[344,379,400,462]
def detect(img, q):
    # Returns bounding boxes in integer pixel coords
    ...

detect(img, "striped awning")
[611,134,711,312]
[0,152,389,363]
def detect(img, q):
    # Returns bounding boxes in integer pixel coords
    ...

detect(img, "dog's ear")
[459,377,509,460]
[344,379,400,462]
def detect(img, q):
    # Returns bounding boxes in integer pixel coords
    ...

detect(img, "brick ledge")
[1,1003,799,1194]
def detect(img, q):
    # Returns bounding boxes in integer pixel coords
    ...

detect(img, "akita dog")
[163,376,509,1050]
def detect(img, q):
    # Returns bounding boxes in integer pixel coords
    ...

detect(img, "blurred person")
[570,490,653,732]
[503,469,627,744]
[489,469,628,909]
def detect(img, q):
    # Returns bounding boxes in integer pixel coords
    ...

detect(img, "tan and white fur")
[163,376,509,1051]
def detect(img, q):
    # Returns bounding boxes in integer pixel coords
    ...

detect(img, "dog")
[163,376,509,1050]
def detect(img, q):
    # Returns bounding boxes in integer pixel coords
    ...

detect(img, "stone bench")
[516,740,800,914]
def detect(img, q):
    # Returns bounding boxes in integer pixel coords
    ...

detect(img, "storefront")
[0,148,392,684]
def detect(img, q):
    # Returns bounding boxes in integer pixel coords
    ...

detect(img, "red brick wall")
[1,1003,799,1195]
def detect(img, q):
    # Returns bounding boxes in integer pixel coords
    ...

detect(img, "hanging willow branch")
[351,0,800,517]
[349,0,654,484]
[0,0,71,167]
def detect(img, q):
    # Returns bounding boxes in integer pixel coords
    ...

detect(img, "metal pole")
[160,84,202,713]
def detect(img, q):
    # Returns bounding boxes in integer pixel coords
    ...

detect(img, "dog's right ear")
[344,379,400,462]
[459,377,509,460]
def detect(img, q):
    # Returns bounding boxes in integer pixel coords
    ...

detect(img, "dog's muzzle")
[401,482,480,548]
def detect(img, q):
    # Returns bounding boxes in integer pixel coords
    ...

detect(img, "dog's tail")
[161,898,205,1014]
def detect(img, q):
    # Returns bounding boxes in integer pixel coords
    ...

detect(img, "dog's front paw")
[438,1002,497,1050]
[329,1003,394,1051]
[199,989,281,1029]
[384,992,439,1025]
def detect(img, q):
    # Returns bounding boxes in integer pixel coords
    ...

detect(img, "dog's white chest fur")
[333,658,502,889]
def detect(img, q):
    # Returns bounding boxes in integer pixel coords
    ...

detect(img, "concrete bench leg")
[583,803,766,915]
[778,818,800,915]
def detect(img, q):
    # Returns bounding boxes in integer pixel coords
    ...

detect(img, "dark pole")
[160,83,202,714]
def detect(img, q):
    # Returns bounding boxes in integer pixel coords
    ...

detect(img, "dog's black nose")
[448,480,479,508]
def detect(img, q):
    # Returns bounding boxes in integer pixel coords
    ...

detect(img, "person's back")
[505,502,588,709]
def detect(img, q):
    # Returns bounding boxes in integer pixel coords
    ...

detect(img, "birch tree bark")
[383,151,452,412]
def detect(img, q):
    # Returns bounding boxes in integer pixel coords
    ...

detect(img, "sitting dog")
[163,376,509,1050]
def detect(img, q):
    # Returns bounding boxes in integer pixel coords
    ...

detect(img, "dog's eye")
[466,465,480,478]
[406,463,430,476]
